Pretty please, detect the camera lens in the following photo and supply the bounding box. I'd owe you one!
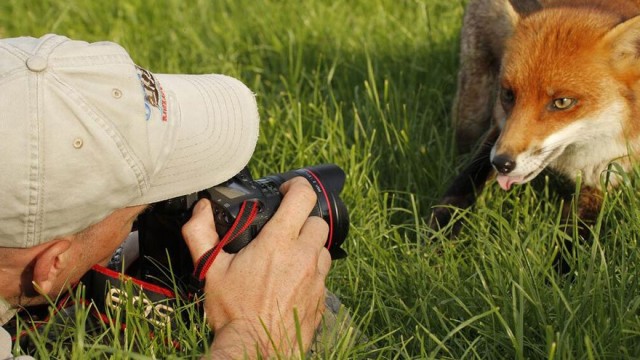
[261,164,349,259]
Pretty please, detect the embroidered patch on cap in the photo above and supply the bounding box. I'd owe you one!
[135,65,168,122]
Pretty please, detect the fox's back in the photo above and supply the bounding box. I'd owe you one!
[541,0,640,16]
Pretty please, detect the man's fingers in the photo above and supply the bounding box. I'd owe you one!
[298,217,331,277]
[317,247,332,277]
[182,199,221,264]
[298,216,329,251]
[259,177,318,241]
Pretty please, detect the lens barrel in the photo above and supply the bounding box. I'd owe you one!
[261,164,349,259]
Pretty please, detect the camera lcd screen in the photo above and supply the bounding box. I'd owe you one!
[214,183,249,199]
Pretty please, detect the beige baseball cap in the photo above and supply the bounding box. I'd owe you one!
[0,34,260,248]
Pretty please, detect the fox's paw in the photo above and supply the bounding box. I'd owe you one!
[428,195,472,236]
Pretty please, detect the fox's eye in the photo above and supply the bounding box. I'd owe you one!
[500,88,515,109]
[551,98,576,110]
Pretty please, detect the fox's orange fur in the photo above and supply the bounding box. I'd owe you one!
[433,0,640,265]
[495,5,640,189]
[453,0,640,151]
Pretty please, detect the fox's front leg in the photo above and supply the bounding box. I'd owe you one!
[555,185,604,273]
[430,126,499,232]
[562,185,604,238]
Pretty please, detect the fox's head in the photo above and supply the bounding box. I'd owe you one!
[492,6,640,190]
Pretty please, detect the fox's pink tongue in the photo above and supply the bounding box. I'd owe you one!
[496,175,525,191]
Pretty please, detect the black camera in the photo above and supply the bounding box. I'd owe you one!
[135,164,349,289]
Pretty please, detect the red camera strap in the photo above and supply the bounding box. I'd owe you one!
[191,200,260,289]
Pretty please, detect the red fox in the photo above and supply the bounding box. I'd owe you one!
[432,0,640,244]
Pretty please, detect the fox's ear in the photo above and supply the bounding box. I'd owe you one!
[503,0,542,29]
[603,16,640,67]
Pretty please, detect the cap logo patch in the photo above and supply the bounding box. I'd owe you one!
[135,65,168,122]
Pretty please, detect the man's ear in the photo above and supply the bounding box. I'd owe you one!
[602,15,640,71]
[31,239,72,296]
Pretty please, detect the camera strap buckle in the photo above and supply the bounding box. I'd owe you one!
[189,200,260,293]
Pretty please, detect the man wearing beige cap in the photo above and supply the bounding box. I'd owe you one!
[0,34,331,358]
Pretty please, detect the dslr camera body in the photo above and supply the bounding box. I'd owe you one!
[135,164,349,289]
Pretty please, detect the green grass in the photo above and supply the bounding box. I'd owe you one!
[3,0,640,358]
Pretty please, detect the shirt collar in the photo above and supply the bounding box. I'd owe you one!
[0,296,16,326]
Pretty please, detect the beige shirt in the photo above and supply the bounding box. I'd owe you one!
[0,297,15,327]
[1,325,35,359]
[0,297,33,359]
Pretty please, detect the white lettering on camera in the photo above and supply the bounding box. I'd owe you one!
[106,288,175,328]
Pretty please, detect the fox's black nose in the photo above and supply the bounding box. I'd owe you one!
[492,154,516,174]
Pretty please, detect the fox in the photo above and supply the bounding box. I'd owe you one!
[432,0,640,254]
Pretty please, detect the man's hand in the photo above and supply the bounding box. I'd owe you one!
[182,177,331,359]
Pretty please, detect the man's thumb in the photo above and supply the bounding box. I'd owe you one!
[181,198,220,265]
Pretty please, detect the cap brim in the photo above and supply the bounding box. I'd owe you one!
[133,74,259,205]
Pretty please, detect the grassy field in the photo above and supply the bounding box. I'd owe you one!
[3,0,640,359]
